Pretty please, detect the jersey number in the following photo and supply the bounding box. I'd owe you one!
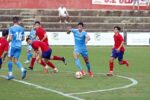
[16,32,22,40]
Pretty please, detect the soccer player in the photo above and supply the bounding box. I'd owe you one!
[107,26,129,76]
[66,22,93,77]
[28,21,66,71]
[7,17,27,80]
[0,30,9,69]
[26,38,60,73]
[24,28,36,64]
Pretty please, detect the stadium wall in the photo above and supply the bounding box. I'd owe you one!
[0,0,147,10]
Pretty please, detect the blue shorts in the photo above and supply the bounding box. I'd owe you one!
[111,49,124,61]
[0,58,2,65]
[42,49,52,59]
[10,47,21,59]
[74,49,88,58]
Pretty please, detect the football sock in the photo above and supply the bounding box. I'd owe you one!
[52,56,63,61]
[46,61,56,69]
[16,61,25,72]
[109,61,114,72]
[40,60,46,67]
[27,52,32,61]
[86,62,91,72]
[75,59,82,71]
[30,58,36,68]
[8,61,13,75]
[119,60,127,65]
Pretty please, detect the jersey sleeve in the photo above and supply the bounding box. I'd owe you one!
[119,34,124,42]
[71,28,77,34]
[8,27,13,35]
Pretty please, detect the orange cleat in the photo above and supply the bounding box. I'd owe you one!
[81,70,86,76]
[88,71,94,78]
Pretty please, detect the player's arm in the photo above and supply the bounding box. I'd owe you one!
[36,47,42,62]
[85,34,90,44]
[41,34,48,42]
[66,26,72,34]
[117,41,124,52]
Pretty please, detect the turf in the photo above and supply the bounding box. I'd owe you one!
[0,46,150,100]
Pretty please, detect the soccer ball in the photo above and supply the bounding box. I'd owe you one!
[75,71,83,79]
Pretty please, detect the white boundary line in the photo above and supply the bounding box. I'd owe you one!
[0,75,84,100]
[67,73,138,95]
[0,73,138,99]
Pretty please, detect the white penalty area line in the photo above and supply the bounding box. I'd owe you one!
[67,73,138,95]
[0,75,84,100]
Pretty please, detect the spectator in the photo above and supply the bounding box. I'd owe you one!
[133,0,140,10]
[58,5,70,23]
[145,0,150,9]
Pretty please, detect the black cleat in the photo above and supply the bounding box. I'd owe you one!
[27,67,33,70]
[62,57,67,65]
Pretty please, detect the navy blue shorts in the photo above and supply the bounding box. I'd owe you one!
[111,49,124,61]
[42,49,52,59]
[0,58,2,65]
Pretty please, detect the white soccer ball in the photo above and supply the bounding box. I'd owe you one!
[75,71,83,79]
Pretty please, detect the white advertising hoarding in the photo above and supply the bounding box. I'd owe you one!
[127,32,150,45]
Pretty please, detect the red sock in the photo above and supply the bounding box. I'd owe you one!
[40,60,46,67]
[30,58,36,68]
[109,62,114,72]
[119,60,127,65]
[52,56,63,61]
[47,61,56,69]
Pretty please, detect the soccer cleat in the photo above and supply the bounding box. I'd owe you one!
[7,75,14,80]
[107,71,113,76]
[22,70,27,79]
[126,60,129,67]
[88,71,94,78]
[81,70,86,76]
[53,68,58,73]
[44,68,48,73]
[24,60,29,64]
[62,57,67,65]
[27,66,33,70]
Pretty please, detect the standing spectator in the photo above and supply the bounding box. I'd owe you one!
[133,0,140,10]
[58,5,70,23]
[145,0,150,9]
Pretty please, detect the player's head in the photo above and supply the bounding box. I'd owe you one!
[26,37,32,45]
[12,17,20,24]
[114,26,121,33]
[34,21,41,29]
[2,30,8,38]
[77,22,84,32]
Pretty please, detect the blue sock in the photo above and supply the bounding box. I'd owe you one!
[8,61,13,73]
[27,52,32,61]
[74,59,82,71]
[86,62,91,72]
[16,61,24,72]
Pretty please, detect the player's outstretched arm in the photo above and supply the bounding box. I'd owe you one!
[66,26,72,34]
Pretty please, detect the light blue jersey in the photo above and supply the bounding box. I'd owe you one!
[71,28,87,52]
[29,29,36,40]
[9,25,24,59]
[9,25,24,48]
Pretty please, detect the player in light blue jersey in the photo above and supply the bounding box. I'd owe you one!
[7,17,27,80]
[67,22,93,77]
[24,28,36,64]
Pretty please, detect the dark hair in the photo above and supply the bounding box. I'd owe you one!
[13,17,20,23]
[34,21,41,25]
[114,26,121,31]
[26,37,31,42]
[78,22,84,27]
[2,30,8,37]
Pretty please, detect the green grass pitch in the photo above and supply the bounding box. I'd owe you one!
[0,46,150,100]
